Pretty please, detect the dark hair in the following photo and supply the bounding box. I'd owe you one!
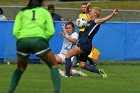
[65,22,75,30]
[48,4,55,10]
[21,0,44,11]
[0,8,3,14]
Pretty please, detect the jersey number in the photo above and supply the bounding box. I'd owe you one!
[32,10,36,21]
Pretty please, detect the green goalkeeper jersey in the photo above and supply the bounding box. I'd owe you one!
[13,7,55,41]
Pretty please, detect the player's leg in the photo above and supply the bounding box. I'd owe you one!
[8,38,30,93]
[40,51,60,93]
[55,54,65,76]
[55,54,63,64]
[87,57,97,67]
[8,54,29,93]
[65,46,84,77]
[70,56,87,76]
[79,54,107,78]
[30,37,60,93]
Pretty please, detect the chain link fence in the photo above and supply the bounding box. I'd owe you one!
[1,6,140,64]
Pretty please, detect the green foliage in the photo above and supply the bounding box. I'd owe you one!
[0,64,140,93]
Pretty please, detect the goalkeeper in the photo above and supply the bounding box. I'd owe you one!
[8,0,60,93]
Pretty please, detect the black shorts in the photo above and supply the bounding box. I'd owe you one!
[77,35,92,55]
[16,37,51,57]
[79,53,88,62]
[77,43,92,55]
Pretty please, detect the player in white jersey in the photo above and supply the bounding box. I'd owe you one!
[55,22,87,77]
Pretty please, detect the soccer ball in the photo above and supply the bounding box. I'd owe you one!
[76,18,87,28]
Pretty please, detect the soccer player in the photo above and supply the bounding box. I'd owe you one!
[55,22,87,76]
[78,2,90,37]
[8,0,60,93]
[78,2,97,66]
[65,7,118,77]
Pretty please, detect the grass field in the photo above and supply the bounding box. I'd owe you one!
[0,1,140,93]
[0,64,140,93]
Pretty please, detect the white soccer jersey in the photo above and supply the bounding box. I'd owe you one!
[60,32,78,55]
[0,15,7,21]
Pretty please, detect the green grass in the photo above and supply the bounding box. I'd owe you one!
[0,64,140,93]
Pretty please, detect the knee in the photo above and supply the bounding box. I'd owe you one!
[17,67,25,72]
[17,64,27,72]
[66,54,71,58]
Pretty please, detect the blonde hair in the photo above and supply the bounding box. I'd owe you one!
[91,7,101,17]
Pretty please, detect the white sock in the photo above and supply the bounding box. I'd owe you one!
[58,69,61,73]
[72,69,80,75]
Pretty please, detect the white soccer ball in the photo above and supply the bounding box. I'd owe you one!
[76,18,87,28]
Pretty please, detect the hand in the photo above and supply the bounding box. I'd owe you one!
[113,9,118,15]
[60,32,64,36]
[87,1,91,7]
[60,32,66,38]
[61,24,65,29]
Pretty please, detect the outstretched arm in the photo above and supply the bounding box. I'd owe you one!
[60,24,77,44]
[95,9,118,24]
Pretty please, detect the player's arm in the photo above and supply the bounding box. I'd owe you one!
[45,11,55,41]
[60,23,77,44]
[87,1,91,13]
[13,11,22,39]
[64,36,77,44]
[61,32,78,44]
[61,24,67,34]
[95,9,118,24]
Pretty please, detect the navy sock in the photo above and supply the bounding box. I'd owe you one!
[65,58,72,77]
[87,57,94,64]
[83,64,99,73]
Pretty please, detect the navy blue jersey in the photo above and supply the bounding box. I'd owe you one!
[77,20,100,55]
[51,13,62,21]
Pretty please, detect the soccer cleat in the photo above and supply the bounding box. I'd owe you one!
[65,75,71,78]
[78,71,87,76]
[99,69,108,78]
